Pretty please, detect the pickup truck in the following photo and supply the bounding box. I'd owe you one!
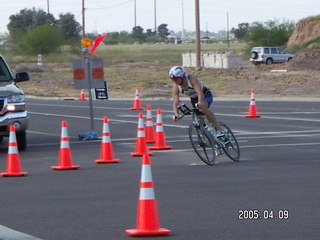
[0,55,29,150]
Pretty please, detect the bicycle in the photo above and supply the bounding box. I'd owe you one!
[176,103,240,165]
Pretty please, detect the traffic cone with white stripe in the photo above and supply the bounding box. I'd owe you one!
[131,113,153,157]
[0,125,27,177]
[244,89,261,118]
[51,121,80,170]
[149,108,173,150]
[95,117,119,163]
[145,105,155,143]
[131,87,144,110]
[125,154,171,236]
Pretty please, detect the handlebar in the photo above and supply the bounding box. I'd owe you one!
[175,103,202,121]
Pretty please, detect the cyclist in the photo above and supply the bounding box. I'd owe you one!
[169,66,225,137]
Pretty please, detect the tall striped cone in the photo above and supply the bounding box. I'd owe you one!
[131,87,144,110]
[125,154,171,236]
[51,121,80,170]
[131,113,153,157]
[145,105,155,143]
[79,89,86,100]
[149,108,173,150]
[0,125,27,177]
[244,89,261,118]
[95,117,119,163]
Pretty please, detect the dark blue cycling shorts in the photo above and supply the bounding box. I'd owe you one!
[191,90,213,108]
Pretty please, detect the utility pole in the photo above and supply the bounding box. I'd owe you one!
[46,0,51,24]
[195,0,201,69]
[227,12,230,47]
[134,0,137,28]
[181,0,185,40]
[47,0,50,15]
[154,0,157,33]
[82,0,85,37]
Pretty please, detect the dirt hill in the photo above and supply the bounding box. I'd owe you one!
[287,19,320,48]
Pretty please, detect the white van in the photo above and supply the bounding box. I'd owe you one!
[250,47,294,65]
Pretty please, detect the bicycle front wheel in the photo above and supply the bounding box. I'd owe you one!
[188,124,216,165]
[220,122,240,161]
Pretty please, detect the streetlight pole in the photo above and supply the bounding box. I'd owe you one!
[195,0,201,69]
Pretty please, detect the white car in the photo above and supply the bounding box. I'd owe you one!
[250,47,294,65]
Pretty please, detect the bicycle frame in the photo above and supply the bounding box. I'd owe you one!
[178,104,228,149]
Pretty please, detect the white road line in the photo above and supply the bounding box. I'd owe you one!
[242,142,320,148]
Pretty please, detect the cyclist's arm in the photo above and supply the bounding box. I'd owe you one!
[172,84,180,117]
[189,75,205,104]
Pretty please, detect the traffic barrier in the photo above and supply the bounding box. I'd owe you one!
[79,89,86,100]
[95,117,119,163]
[131,113,153,156]
[130,87,144,110]
[125,154,171,236]
[0,125,27,177]
[244,89,261,118]
[51,121,81,170]
[149,108,173,150]
[145,105,155,143]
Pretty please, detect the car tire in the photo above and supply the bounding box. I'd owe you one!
[17,131,27,151]
[250,51,258,59]
[266,58,273,65]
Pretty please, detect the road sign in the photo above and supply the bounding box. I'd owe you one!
[93,82,108,100]
[73,58,105,89]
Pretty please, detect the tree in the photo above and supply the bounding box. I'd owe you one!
[7,8,55,38]
[231,23,249,39]
[18,24,63,54]
[157,24,169,40]
[131,26,145,42]
[56,13,81,40]
[244,20,295,47]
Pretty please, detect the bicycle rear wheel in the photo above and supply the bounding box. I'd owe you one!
[188,123,216,165]
[220,122,240,161]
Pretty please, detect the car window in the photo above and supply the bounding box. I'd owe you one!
[271,48,278,54]
[252,47,262,53]
[0,58,13,81]
[264,48,270,54]
[278,48,284,54]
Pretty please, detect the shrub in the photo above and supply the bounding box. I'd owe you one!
[18,24,64,55]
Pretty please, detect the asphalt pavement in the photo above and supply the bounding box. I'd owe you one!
[0,97,319,240]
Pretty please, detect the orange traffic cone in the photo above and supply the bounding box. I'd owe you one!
[244,89,261,118]
[131,87,143,110]
[0,125,27,177]
[95,117,119,164]
[131,113,153,157]
[79,89,86,100]
[145,105,155,143]
[51,121,80,170]
[149,108,173,150]
[125,154,171,236]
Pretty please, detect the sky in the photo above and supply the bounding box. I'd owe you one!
[1,0,320,35]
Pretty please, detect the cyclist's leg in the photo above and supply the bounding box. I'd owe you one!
[197,92,223,132]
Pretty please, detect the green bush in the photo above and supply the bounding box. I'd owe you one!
[244,20,295,49]
[18,24,64,55]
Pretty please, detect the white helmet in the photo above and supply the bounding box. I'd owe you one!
[169,66,186,79]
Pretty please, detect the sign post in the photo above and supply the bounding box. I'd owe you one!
[74,35,108,140]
